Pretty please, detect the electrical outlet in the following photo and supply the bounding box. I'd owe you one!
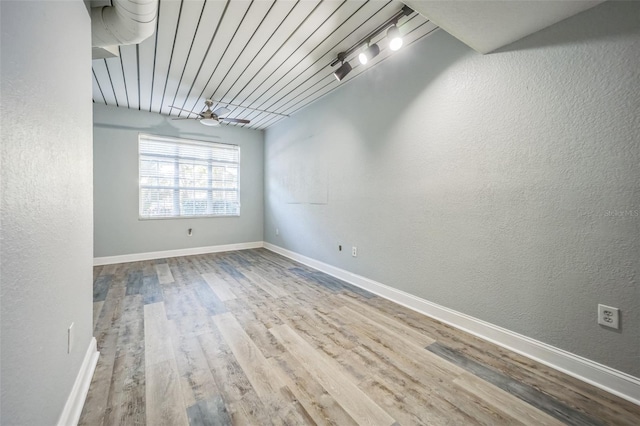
[352,246,357,257]
[187,228,193,236]
[338,244,342,251]
[275,228,279,236]
[598,304,620,329]
[68,322,74,354]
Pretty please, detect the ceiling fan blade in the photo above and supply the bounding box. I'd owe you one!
[171,117,196,120]
[221,117,251,124]
[168,105,200,115]
[213,107,230,118]
[210,99,290,117]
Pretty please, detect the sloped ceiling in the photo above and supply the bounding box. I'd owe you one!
[404,0,604,54]
[92,0,439,130]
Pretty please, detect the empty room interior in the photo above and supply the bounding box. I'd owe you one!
[2,0,640,425]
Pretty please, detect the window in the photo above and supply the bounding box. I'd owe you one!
[139,134,240,219]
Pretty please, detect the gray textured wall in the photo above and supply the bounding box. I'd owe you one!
[93,104,264,257]
[264,2,640,377]
[1,1,94,424]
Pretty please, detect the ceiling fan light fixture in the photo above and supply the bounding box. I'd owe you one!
[358,43,380,65]
[334,61,352,81]
[200,118,219,126]
[387,25,403,51]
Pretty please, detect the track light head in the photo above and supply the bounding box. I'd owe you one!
[333,61,352,81]
[387,25,403,51]
[358,43,380,65]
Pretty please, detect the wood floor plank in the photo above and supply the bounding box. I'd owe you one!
[171,314,218,338]
[226,252,254,269]
[193,279,227,315]
[428,342,604,426]
[250,248,299,269]
[144,301,188,426]
[186,397,232,426]
[362,294,532,370]
[100,263,118,276]
[274,303,357,359]
[142,274,163,304]
[197,328,267,425]
[146,359,189,426]
[224,272,269,302]
[162,282,211,320]
[340,303,436,350]
[213,312,311,424]
[333,306,466,379]
[337,293,436,347]
[337,347,483,425]
[93,274,111,302]
[92,301,104,332]
[142,260,157,277]
[93,277,126,342]
[228,296,284,330]
[218,260,246,281]
[126,269,144,295]
[356,374,446,426]
[268,351,359,426]
[232,254,327,301]
[144,302,174,366]
[329,308,519,424]
[79,277,127,425]
[185,255,208,275]
[213,312,285,398]
[104,294,146,425]
[360,293,599,407]
[454,372,565,426]
[226,299,286,359]
[202,272,237,301]
[168,318,222,408]
[93,265,103,281]
[155,263,175,284]
[269,323,397,426]
[289,266,376,299]
[241,270,289,299]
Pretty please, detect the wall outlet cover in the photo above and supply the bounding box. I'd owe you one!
[598,304,620,329]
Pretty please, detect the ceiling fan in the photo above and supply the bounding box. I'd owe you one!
[169,99,250,126]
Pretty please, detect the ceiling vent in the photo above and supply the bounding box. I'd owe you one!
[91,0,157,59]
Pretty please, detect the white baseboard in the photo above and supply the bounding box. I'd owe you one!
[57,337,100,426]
[264,242,640,406]
[94,241,264,266]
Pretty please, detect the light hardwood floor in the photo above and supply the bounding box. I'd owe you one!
[80,249,640,425]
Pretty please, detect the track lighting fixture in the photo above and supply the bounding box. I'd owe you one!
[387,25,403,51]
[358,43,380,65]
[333,61,352,81]
[330,5,413,82]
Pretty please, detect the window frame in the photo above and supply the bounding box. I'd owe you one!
[138,133,241,220]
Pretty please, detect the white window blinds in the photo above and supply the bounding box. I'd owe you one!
[139,134,240,219]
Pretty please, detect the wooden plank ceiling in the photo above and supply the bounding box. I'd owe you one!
[92,0,439,130]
